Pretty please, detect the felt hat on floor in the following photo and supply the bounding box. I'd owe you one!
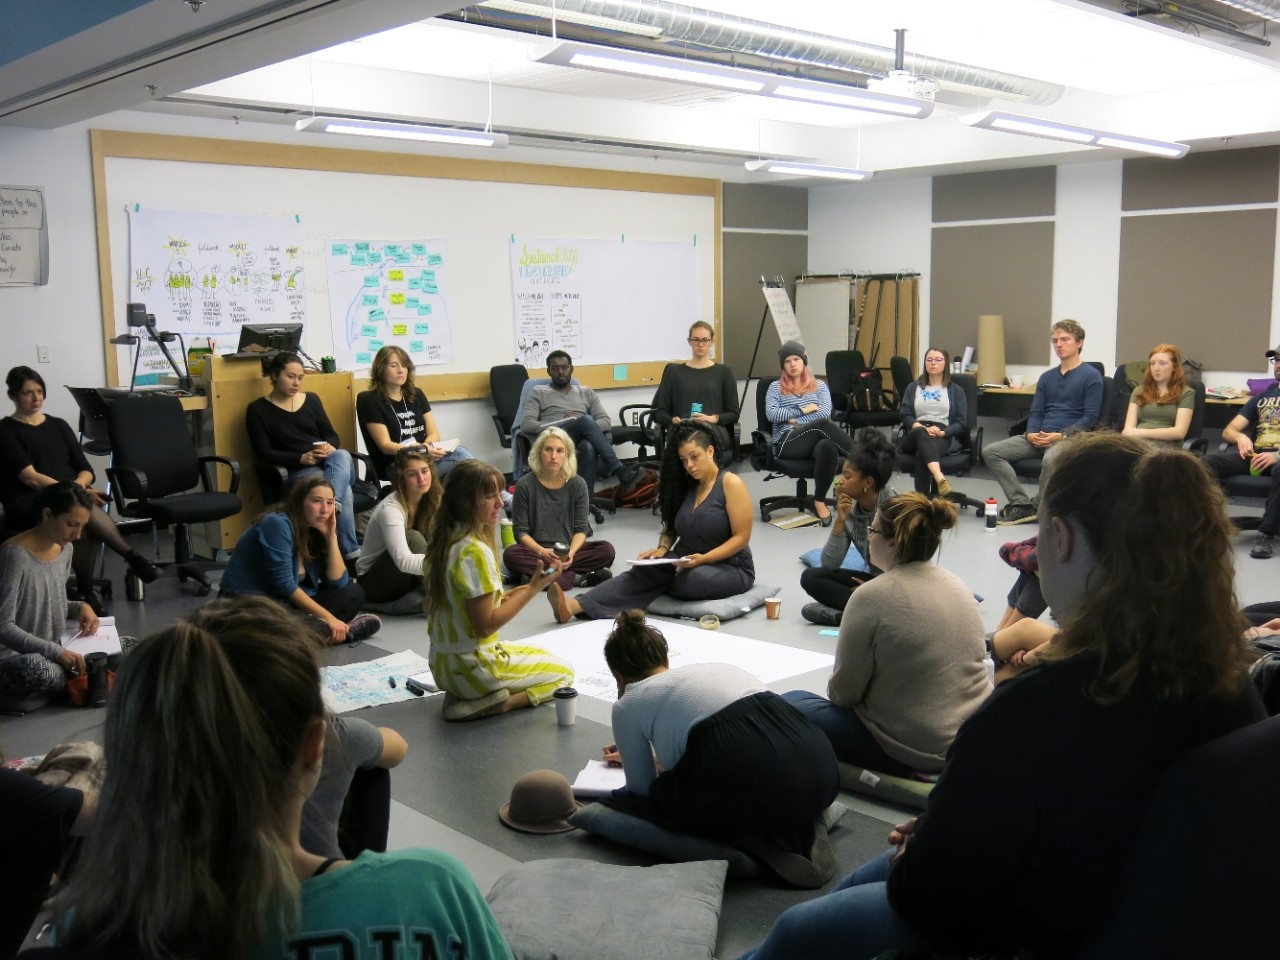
[499,769,582,834]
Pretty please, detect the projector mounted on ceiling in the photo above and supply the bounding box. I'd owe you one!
[867,70,938,102]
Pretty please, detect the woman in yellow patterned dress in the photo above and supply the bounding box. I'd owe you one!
[424,459,574,722]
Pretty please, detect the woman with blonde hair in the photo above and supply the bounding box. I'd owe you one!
[764,341,855,524]
[740,433,1263,960]
[784,492,989,775]
[424,459,574,722]
[43,596,512,959]
[355,445,441,614]
[1122,342,1194,446]
[505,426,615,591]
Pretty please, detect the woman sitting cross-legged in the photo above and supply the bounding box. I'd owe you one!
[0,482,99,703]
[738,433,1263,960]
[34,596,513,960]
[784,492,990,776]
[505,426,615,592]
[897,346,967,495]
[355,445,439,615]
[220,476,382,646]
[424,459,574,723]
[602,609,839,888]
[547,421,753,622]
[989,535,1057,682]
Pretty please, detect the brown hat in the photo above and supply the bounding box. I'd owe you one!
[498,769,582,834]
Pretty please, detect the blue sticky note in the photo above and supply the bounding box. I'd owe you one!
[330,243,349,256]
[394,252,410,264]
[407,278,422,290]
[361,294,378,307]
[405,297,420,309]
[369,308,386,321]
[360,324,377,337]
[369,339,385,351]
[420,270,436,282]
[427,253,443,266]
[349,253,368,266]
[423,282,438,295]
[414,322,429,334]
[368,252,382,264]
[354,241,370,253]
[613,364,627,381]
[363,276,379,288]
[411,243,427,256]
[356,352,372,365]
[417,304,432,316]
[409,340,425,352]
[818,628,840,637]
[384,243,401,254]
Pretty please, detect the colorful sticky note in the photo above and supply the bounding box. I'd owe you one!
[392,323,408,336]
[613,364,628,381]
[369,309,386,321]
[360,324,378,337]
[420,270,436,282]
[407,278,422,290]
[363,276,379,288]
[409,340,425,352]
[349,253,368,266]
[330,243,349,256]
[389,292,405,305]
[414,322,429,335]
[368,252,382,264]
[417,304,432,316]
[354,242,371,253]
[394,252,410,264]
[423,282,439,295]
[388,269,405,281]
[361,294,378,307]
[411,243,427,256]
[405,297,419,310]
[427,253,443,266]
[369,339,385,351]
[384,244,401,254]
[356,352,372,365]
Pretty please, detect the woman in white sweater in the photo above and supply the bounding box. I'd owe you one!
[784,492,990,775]
[355,447,439,613]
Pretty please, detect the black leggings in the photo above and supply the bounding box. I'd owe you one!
[899,426,950,494]
[774,419,855,502]
[799,565,879,611]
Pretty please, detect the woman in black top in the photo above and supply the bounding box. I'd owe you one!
[245,353,359,558]
[0,367,158,608]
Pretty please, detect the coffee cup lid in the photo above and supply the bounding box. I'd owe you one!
[553,686,578,698]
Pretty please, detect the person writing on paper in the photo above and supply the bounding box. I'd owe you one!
[1121,343,1195,448]
[0,366,160,612]
[355,446,440,614]
[356,345,474,481]
[505,426,615,591]
[220,476,383,646]
[0,482,96,702]
[765,341,856,525]
[424,459,574,722]
[651,321,740,466]
[44,597,513,960]
[601,610,838,887]
[245,352,361,560]
[783,492,990,775]
[898,347,967,495]
[546,422,753,622]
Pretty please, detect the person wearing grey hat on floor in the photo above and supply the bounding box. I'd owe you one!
[1205,343,1280,559]
[764,341,856,525]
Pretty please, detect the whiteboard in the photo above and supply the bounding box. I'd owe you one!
[99,142,716,385]
[796,277,853,377]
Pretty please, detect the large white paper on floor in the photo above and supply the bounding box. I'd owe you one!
[533,619,833,704]
[322,650,441,714]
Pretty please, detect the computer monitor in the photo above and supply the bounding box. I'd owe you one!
[236,323,303,355]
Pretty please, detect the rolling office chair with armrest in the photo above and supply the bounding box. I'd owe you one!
[254,451,381,514]
[106,396,242,597]
[750,376,823,523]
[489,363,530,461]
[511,376,612,524]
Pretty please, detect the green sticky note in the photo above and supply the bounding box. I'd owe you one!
[388,269,404,281]
[818,628,840,637]
[423,282,438,295]
[394,252,410,264]
[392,323,408,336]
[330,243,349,256]
[349,253,368,266]
[411,243,427,256]
[427,253,443,266]
[361,294,378,307]
[613,364,628,381]
[363,276,379,288]
[369,308,386,321]
[360,324,377,337]
[354,241,370,253]
[414,322,429,335]
[369,339,385,351]
[356,352,372,365]
[409,340,425,352]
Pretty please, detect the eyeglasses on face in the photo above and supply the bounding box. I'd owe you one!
[688,337,713,345]
[924,356,946,364]
[868,525,893,538]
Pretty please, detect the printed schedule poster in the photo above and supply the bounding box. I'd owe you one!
[324,239,454,371]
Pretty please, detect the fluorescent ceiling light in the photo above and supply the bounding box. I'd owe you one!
[530,41,933,119]
[960,111,1188,158]
[295,116,509,148]
[745,159,873,181]
[481,0,664,37]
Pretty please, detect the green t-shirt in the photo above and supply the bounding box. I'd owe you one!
[1130,384,1194,444]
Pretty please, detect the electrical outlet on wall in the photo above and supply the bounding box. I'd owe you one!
[36,344,50,364]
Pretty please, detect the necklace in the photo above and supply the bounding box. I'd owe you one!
[387,392,413,440]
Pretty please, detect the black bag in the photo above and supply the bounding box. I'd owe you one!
[849,368,885,413]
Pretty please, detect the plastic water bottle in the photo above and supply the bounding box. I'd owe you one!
[984,497,998,531]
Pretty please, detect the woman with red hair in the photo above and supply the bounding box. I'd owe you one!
[1122,343,1194,446]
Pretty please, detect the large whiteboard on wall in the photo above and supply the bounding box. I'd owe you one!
[98,142,715,385]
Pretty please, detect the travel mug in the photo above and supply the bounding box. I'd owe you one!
[553,686,579,726]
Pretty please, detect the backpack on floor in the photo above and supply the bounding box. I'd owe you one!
[598,468,660,508]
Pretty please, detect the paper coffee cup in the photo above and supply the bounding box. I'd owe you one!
[765,597,781,620]
[553,686,578,726]
[1008,375,1024,390]
[499,519,516,548]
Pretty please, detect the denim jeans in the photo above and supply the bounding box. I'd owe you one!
[288,447,358,556]
[433,443,474,479]
[780,691,915,776]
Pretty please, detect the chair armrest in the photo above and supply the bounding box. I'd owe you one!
[1184,437,1208,455]
[106,465,151,506]
[352,451,378,482]
[974,426,985,463]
[1008,417,1028,437]
[254,462,289,504]
[197,455,241,494]
[492,413,513,448]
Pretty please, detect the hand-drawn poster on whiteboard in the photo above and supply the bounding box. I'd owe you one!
[324,240,453,370]
[126,208,305,380]
[509,237,697,367]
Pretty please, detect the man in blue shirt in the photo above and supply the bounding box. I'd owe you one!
[1206,345,1280,559]
[984,320,1103,525]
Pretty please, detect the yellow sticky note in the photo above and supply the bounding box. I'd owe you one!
[389,292,405,305]
[388,269,405,281]
[392,323,408,336]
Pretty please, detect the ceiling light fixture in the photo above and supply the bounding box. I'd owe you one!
[744,159,874,182]
[530,40,933,119]
[960,110,1188,158]
[294,116,509,148]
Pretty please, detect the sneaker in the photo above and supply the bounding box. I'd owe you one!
[344,614,382,644]
[442,688,510,722]
[997,502,1038,526]
[936,477,953,497]
[1251,533,1276,559]
[801,602,842,627]
[583,567,613,587]
[126,551,160,584]
[616,465,643,493]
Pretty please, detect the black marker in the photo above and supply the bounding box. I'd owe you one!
[387,676,397,689]
[405,679,426,696]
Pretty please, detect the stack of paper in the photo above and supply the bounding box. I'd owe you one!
[571,759,627,798]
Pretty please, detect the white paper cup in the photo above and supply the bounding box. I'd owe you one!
[553,686,578,726]
[1009,375,1025,390]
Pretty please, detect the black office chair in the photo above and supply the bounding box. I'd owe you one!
[840,353,905,435]
[106,396,242,597]
[254,451,381,513]
[750,376,822,522]
[489,363,529,457]
[825,350,861,421]
[895,374,986,519]
[614,403,664,470]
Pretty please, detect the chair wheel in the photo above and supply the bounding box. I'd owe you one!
[975,506,985,518]
[194,584,211,597]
